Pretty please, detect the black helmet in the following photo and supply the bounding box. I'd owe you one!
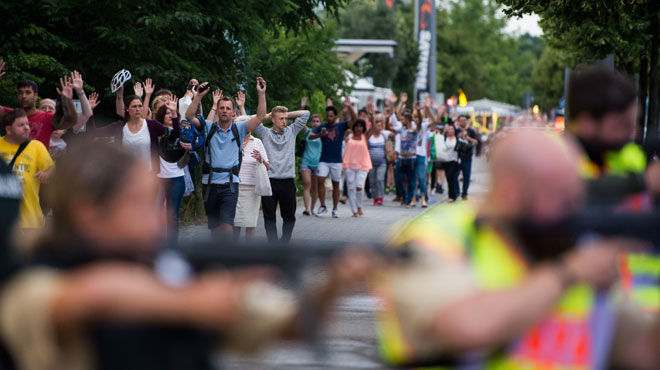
[158,129,186,163]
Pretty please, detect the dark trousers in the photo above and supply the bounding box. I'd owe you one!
[162,176,185,244]
[445,161,460,200]
[394,160,403,198]
[460,158,472,197]
[262,178,297,243]
[399,157,416,203]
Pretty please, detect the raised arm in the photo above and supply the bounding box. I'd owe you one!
[235,91,247,117]
[245,77,267,133]
[207,89,222,123]
[70,71,92,133]
[344,97,357,128]
[424,96,436,126]
[289,110,310,134]
[185,82,211,130]
[142,78,154,119]
[53,76,78,130]
[115,86,125,118]
[396,92,408,120]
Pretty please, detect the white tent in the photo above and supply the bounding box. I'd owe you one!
[457,98,521,116]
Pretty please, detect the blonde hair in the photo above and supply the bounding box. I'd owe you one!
[271,106,288,116]
[152,96,168,116]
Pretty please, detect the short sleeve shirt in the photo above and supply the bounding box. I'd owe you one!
[0,138,54,228]
[2,107,55,149]
[313,120,349,163]
[203,120,248,184]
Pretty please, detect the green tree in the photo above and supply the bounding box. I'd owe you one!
[436,0,538,106]
[336,0,419,96]
[530,47,564,110]
[0,0,350,118]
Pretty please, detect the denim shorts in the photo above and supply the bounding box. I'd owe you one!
[300,162,318,174]
[203,183,239,229]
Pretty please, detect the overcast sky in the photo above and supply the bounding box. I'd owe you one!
[504,12,543,36]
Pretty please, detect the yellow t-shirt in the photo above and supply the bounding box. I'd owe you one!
[0,138,54,228]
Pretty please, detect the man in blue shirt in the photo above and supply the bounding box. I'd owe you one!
[309,102,356,218]
[185,78,267,236]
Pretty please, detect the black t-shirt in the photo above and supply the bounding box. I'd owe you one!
[456,127,477,159]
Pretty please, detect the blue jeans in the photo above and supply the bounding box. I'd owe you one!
[162,176,185,243]
[399,157,416,203]
[460,158,472,198]
[415,155,427,201]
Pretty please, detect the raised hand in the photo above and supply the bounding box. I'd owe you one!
[197,82,211,97]
[133,82,143,98]
[424,95,432,109]
[301,96,308,108]
[413,101,421,111]
[143,78,154,95]
[390,92,398,104]
[235,90,245,108]
[326,98,333,107]
[70,70,84,93]
[167,96,178,116]
[400,92,408,104]
[57,76,73,100]
[0,59,6,79]
[212,89,223,106]
[256,77,266,94]
[88,92,100,109]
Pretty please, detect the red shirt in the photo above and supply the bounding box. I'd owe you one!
[2,107,55,149]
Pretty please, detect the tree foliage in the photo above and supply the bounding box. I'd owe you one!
[530,47,564,110]
[436,0,540,106]
[0,0,350,118]
[336,0,419,96]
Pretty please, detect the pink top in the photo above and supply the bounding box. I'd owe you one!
[343,134,372,171]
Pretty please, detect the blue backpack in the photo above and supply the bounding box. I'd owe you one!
[179,119,205,151]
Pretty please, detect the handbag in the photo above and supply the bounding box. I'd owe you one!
[254,162,272,196]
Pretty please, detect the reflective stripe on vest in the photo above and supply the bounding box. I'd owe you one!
[579,142,646,179]
[376,204,608,369]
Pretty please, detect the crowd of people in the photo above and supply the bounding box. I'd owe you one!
[0,58,486,246]
[1,57,659,370]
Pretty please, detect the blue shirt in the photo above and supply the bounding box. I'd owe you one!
[313,120,348,163]
[302,130,322,168]
[202,120,248,184]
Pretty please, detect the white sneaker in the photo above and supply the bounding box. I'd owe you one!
[332,209,340,218]
[316,206,328,217]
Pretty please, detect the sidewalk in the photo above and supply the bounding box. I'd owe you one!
[180,156,489,244]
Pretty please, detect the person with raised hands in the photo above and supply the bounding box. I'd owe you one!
[0,68,77,150]
[185,78,267,236]
[92,77,180,173]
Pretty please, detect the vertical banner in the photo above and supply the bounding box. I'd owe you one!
[414,0,436,102]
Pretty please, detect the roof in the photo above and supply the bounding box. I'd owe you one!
[333,39,398,63]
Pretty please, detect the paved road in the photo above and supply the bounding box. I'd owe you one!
[180,157,490,369]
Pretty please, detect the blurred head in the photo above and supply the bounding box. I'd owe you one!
[352,119,367,135]
[151,96,168,116]
[16,80,38,111]
[124,95,143,121]
[2,109,30,143]
[444,124,456,138]
[358,108,369,122]
[488,131,583,226]
[216,97,235,125]
[154,89,172,101]
[48,143,162,256]
[310,114,322,129]
[39,99,56,113]
[271,106,289,131]
[567,67,637,152]
[325,106,338,124]
[457,115,468,128]
[373,114,384,132]
[402,112,413,126]
[155,104,172,127]
[51,129,66,140]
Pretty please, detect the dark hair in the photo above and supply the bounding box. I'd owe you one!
[217,96,237,112]
[123,95,143,122]
[2,109,27,131]
[325,106,338,115]
[154,89,173,99]
[567,67,637,122]
[16,80,38,94]
[358,108,368,116]
[154,104,169,126]
[48,142,139,238]
[459,114,469,120]
[353,119,367,133]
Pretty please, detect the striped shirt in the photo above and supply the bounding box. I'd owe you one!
[368,130,391,167]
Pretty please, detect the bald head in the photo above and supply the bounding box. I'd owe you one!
[488,130,584,224]
[39,99,56,113]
